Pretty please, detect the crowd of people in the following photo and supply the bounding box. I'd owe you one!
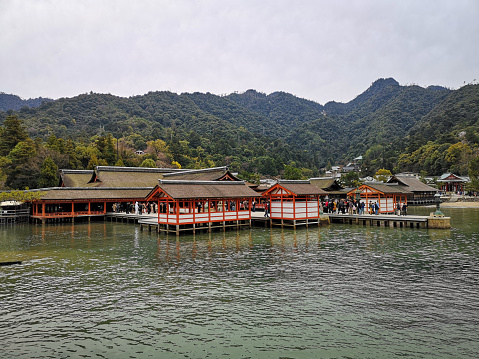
[112,201,157,215]
[111,198,409,217]
[321,198,407,215]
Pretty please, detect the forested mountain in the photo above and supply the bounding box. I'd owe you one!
[0,93,52,112]
[397,84,479,176]
[0,78,478,190]
[226,79,452,162]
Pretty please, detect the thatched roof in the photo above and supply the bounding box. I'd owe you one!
[388,176,437,192]
[361,183,412,194]
[84,166,240,188]
[59,170,95,187]
[309,178,344,192]
[264,180,328,196]
[89,166,185,187]
[33,187,152,201]
[161,167,240,181]
[148,180,261,200]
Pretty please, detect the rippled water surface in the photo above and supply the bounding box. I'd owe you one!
[1,207,479,358]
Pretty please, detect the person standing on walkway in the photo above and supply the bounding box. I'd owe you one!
[402,203,407,216]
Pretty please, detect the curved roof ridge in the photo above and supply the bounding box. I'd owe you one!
[162,166,228,177]
[159,179,244,185]
[95,166,186,173]
[31,186,154,191]
[60,169,94,174]
[278,180,310,184]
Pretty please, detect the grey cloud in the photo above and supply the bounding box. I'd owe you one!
[1,0,478,103]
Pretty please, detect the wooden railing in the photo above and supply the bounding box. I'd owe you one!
[0,209,30,216]
[33,211,105,218]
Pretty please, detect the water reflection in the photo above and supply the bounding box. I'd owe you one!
[1,209,479,358]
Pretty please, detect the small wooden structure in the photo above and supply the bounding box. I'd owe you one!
[347,183,411,214]
[437,173,467,193]
[144,180,261,234]
[0,201,30,224]
[262,180,328,228]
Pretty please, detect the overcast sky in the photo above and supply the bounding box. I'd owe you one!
[1,0,478,104]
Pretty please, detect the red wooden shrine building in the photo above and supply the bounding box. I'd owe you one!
[30,187,151,222]
[262,180,327,226]
[145,180,261,233]
[437,173,467,193]
[346,183,411,214]
[30,166,248,223]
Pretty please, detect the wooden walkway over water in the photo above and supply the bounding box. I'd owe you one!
[328,213,450,229]
[103,210,450,235]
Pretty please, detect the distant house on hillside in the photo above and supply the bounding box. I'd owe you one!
[342,156,363,173]
[395,172,420,179]
[324,166,341,178]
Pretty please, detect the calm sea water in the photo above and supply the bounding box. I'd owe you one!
[1,207,478,358]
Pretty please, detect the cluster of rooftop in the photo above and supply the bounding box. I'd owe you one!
[21,166,440,232]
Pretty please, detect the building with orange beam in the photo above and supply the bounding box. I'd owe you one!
[261,180,328,228]
[145,180,261,234]
[346,183,411,214]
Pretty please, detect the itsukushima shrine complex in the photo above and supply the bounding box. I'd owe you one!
[8,166,450,234]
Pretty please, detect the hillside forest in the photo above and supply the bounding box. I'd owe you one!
[1,78,478,190]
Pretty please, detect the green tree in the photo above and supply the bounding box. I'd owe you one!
[341,171,361,187]
[0,115,29,156]
[87,154,100,170]
[147,139,169,157]
[140,158,156,168]
[468,155,479,191]
[103,133,117,165]
[64,138,81,169]
[284,164,302,180]
[374,168,392,182]
[0,189,47,202]
[445,142,473,175]
[4,139,38,189]
[96,134,116,165]
[38,157,59,188]
[7,139,37,165]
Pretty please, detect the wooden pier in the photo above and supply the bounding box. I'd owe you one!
[328,213,450,229]
[251,212,330,229]
[104,211,450,234]
[106,212,252,235]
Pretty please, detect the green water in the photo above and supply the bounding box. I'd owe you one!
[1,207,478,358]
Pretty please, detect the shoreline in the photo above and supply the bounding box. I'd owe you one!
[425,201,479,208]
